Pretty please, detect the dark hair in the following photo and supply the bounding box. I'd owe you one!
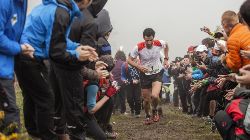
[114,50,126,61]
[184,55,190,59]
[143,28,155,38]
[240,0,250,27]
[202,38,215,48]
[99,55,115,72]
[214,32,224,39]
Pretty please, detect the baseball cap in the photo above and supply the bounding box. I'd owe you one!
[187,46,195,53]
[196,45,208,52]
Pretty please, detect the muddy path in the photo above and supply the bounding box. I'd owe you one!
[111,104,221,140]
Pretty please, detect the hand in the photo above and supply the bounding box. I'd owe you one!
[236,68,250,84]
[178,74,185,78]
[132,79,139,84]
[21,44,34,58]
[240,50,250,59]
[197,61,207,69]
[122,80,129,84]
[241,64,250,71]
[85,46,98,61]
[218,73,236,81]
[164,59,169,68]
[76,45,98,62]
[200,26,212,35]
[96,67,109,79]
[220,54,226,65]
[105,86,117,98]
[224,90,235,101]
[217,78,226,88]
[217,41,227,53]
[112,81,120,90]
[137,65,150,73]
[185,73,192,80]
[95,61,108,70]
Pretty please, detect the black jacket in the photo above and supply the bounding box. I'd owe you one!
[69,0,108,49]
[49,0,88,70]
[95,9,113,55]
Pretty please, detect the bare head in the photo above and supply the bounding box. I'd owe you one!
[221,10,239,36]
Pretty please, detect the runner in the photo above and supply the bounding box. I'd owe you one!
[128,28,169,125]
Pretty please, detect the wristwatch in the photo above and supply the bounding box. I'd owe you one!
[164,57,169,60]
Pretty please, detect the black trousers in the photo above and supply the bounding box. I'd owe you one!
[0,79,20,134]
[178,88,188,113]
[95,98,114,132]
[85,114,106,140]
[50,62,86,140]
[15,59,56,140]
[192,88,201,114]
[126,84,141,115]
[197,86,209,117]
[113,84,126,113]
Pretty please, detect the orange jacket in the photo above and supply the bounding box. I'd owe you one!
[226,23,250,72]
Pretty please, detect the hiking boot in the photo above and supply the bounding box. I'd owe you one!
[152,114,160,122]
[152,109,160,122]
[144,115,153,125]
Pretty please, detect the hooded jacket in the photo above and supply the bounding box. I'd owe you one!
[21,0,83,69]
[226,23,250,72]
[70,0,108,49]
[96,9,113,56]
[0,0,27,79]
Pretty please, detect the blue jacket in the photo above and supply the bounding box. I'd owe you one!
[0,0,27,79]
[192,68,203,80]
[121,62,140,84]
[21,0,81,60]
[162,69,171,84]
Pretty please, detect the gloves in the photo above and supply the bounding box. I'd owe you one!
[105,86,117,98]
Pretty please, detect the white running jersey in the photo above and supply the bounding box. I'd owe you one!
[130,40,166,75]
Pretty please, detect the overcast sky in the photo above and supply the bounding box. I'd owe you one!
[29,0,245,60]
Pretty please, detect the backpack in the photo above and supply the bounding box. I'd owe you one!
[214,87,250,140]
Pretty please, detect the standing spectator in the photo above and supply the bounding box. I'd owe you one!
[169,58,182,107]
[112,50,127,114]
[121,59,141,117]
[48,0,98,139]
[0,0,34,133]
[221,10,250,72]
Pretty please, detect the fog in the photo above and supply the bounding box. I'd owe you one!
[28,0,245,60]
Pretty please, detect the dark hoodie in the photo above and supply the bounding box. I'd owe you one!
[70,0,108,49]
[95,9,113,55]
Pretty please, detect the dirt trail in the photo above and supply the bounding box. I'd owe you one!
[111,104,221,140]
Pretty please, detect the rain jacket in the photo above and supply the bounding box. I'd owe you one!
[0,0,27,79]
[192,67,203,80]
[21,0,83,69]
[226,23,250,72]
